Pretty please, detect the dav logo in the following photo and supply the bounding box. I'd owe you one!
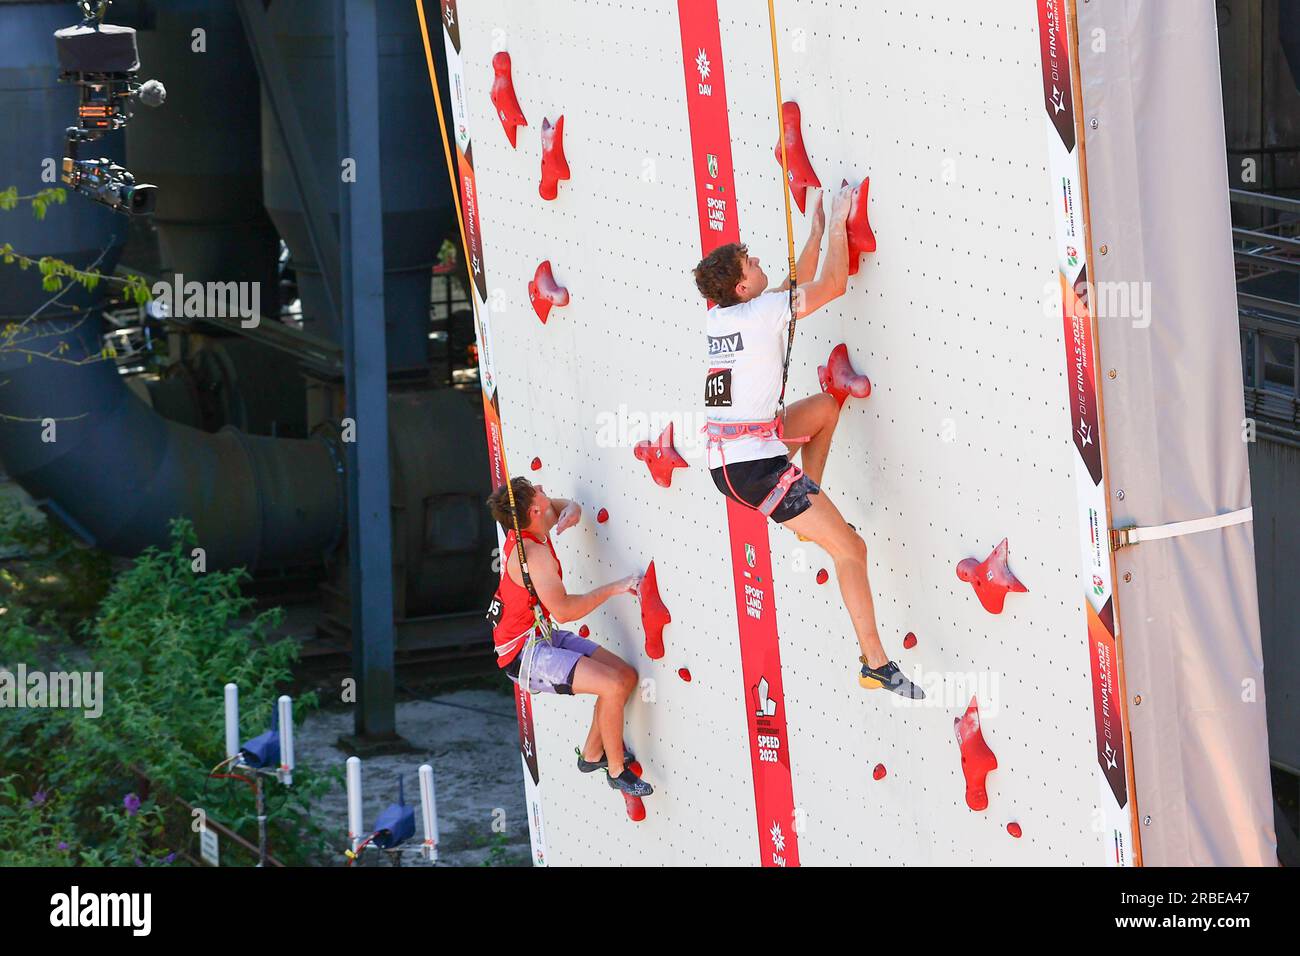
[709,332,744,354]
[744,543,756,568]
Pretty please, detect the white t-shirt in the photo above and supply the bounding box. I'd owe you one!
[704,290,793,468]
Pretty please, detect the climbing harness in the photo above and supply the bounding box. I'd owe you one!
[704,1,806,518]
[705,418,808,517]
[417,0,551,691]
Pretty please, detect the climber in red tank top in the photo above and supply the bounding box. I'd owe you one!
[491,526,563,667]
[486,477,653,797]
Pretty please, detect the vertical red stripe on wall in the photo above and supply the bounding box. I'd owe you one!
[677,0,800,867]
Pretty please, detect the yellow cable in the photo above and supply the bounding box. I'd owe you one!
[768,0,797,287]
[414,0,547,639]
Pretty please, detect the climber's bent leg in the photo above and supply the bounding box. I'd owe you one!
[783,491,888,667]
[570,652,638,778]
[577,647,637,770]
[780,392,840,486]
[710,455,821,523]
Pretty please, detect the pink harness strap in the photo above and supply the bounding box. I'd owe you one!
[703,416,808,516]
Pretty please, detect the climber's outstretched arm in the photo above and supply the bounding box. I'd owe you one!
[792,184,852,320]
[775,189,825,293]
[524,542,638,623]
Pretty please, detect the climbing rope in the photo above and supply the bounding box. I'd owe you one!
[768,0,800,426]
[414,0,552,683]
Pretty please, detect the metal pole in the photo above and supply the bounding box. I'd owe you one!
[255,775,267,868]
[336,0,398,740]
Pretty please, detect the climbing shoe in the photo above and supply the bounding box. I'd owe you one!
[858,658,925,699]
[606,767,654,797]
[576,746,635,774]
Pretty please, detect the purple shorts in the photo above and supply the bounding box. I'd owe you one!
[505,628,599,695]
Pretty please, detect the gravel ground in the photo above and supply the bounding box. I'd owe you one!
[296,686,531,867]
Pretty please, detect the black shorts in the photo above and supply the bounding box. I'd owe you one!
[710,455,820,523]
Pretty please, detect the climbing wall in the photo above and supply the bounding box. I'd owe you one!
[440,0,1147,866]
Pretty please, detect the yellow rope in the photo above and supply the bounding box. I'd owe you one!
[768,0,797,288]
[414,0,548,644]
[767,0,799,419]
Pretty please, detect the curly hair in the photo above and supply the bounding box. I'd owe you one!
[485,477,539,532]
[692,242,748,307]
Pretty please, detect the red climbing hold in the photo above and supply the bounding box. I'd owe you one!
[677,667,692,682]
[956,538,1028,615]
[817,343,872,408]
[872,763,887,781]
[578,624,590,638]
[633,422,688,488]
[773,102,820,214]
[596,508,609,524]
[637,560,671,661]
[954,695,998,812]
[840,176,877,275]
[623,760,647,822]
[815,568,829,585]
[530,457,542,471]
[903,632,917,650]
[1007,822,1023,839]
[528,260,569,323]
[539,115,570,201]
[489,52,528,147]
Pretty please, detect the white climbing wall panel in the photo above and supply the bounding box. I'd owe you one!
[449,0,1130,865]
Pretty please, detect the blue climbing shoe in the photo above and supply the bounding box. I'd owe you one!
[858,658,925,699]
[607,767,654,797]
[576,746,635,774]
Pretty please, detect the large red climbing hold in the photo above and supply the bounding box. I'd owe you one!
[539,115,570,201]
[817,343,872,407]
[816,568,829,585]
[956,538,1028,615]
[637,560,671,660]
[633,422,688,488]
[903,632,918,650]
[528,260,569,324]
[954,695,998,812]
[489,52,528,147]
[623,760,647,822]
[872,763,887,781]
[596,508,609,524]
[1006,822,1023,839]
[841,176,877,275]
[773,101,820,214]
[677,667,692,682]
[578,624,590,638]
[530,457,542,471]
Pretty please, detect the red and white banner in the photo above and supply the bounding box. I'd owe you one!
[1035,0,1135,866]
[677,0,800,867]
[438,0,548,866]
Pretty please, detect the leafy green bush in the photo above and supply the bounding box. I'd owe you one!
[0,495,112,632]
[0,518,334,866]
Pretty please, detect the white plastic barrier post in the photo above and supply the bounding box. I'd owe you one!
[346,756,363,854]
[277,695,294,786]
[224,683,239,761]
[419,763,439,863]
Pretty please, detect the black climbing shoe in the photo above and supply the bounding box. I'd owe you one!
[576,746,635,774]
[858,659,925,699]
[606,767,654,797]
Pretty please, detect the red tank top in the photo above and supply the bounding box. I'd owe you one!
[488,530,562,667]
